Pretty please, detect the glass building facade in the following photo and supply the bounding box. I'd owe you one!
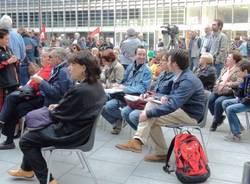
[0,0,250,48]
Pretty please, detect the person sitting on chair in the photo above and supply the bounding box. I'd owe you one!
[7,50,106,184]
[115,49,205,162]
[222,61,250,142]
[0,48,73,149]
[102,45,152,135]
[121,51,175,130]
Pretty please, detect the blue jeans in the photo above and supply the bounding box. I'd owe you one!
[19,64,30,86]
[190,57,199,72]
[101,98,126,127]
[222,98,250,134]
[121,106,141,130]
[208,93,233,123]
[214,63,224,78]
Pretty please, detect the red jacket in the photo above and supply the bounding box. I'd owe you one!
[28,64,52,93]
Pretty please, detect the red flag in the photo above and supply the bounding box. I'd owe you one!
[40,24,46,41]
[89,27,100,38]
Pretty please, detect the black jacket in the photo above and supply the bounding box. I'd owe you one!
[196,65,216,91]
[0,46,19,88]
[37,81,106,146]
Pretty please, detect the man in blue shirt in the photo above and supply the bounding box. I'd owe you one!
[102,46,152,134]
[116,49,205,162]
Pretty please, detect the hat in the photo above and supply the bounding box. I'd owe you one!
[127,28,138,37]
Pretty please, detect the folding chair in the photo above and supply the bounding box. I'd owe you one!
[43,109,103,184]
[244,111,250,131]
[165,90,210,158]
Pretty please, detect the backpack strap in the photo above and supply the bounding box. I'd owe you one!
[163,136,175,174]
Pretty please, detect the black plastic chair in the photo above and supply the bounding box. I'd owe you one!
[43,109,103,184]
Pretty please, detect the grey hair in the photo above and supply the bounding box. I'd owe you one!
[53,47,67,61]
[0,15,12,29]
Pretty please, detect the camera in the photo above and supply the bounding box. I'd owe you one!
[161,24,179,38]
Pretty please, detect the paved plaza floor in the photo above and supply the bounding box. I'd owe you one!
[0,112,249,184]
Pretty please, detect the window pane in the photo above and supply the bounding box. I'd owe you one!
[217,6,232,23]
[234,5,248,23]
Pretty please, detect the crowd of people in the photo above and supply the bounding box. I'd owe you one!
[0,14,250,184]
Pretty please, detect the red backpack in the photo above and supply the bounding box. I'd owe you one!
[163,133,210,183]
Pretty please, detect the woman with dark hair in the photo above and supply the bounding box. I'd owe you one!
[100,49,124,88]
[8,50,106,184]
[0,28,19,109]
[209,51,243,131]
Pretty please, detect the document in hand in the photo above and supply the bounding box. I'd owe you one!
[104,88,123,94]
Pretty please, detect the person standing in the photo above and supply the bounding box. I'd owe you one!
[0,28,19,110]
[209,19,229,77]
[119,28,141,69]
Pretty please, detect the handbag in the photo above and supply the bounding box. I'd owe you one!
[25,106,54,131]
[109,91,125,102]
[19,85,36,100]
[213,85,234,96]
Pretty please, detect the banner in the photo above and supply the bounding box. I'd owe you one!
[39,24,46,41]
[89,27,101,38]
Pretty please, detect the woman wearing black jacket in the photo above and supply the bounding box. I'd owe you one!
[7,50,106,184]
[0,28,19,109]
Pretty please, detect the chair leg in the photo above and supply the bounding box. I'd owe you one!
[245,112,250,131]
[79,152,98,184]
[197,128,208,161]
[20,118,25,137]
[46,150,53,184]
[173,128,178,135]
[76,151,85,169]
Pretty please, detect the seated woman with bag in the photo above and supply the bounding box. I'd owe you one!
[121,52,175,130]
[7,50,106,184]
[209,51,243,131]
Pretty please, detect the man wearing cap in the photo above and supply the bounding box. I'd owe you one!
[119,28,141,69]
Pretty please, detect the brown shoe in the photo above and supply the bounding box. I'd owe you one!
[115,139,142,153]
[8,169,34,178]
[144,154,167,162]
[50,179,59,184]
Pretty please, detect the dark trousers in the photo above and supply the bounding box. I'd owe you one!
[208,93,233,123]
[20,130,54,184]
[0,91,44,142]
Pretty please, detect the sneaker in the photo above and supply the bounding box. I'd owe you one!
[111,120,122,135]
[111,127,121,135]
[224,134,241,142]
[0,141,15,150]
[210,122,218,132]
[8,169,34,178]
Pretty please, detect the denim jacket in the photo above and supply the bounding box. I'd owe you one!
[146,69,205,122]
[122,62,152,94]
[39,61,74,106]
[152,71,175,97]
